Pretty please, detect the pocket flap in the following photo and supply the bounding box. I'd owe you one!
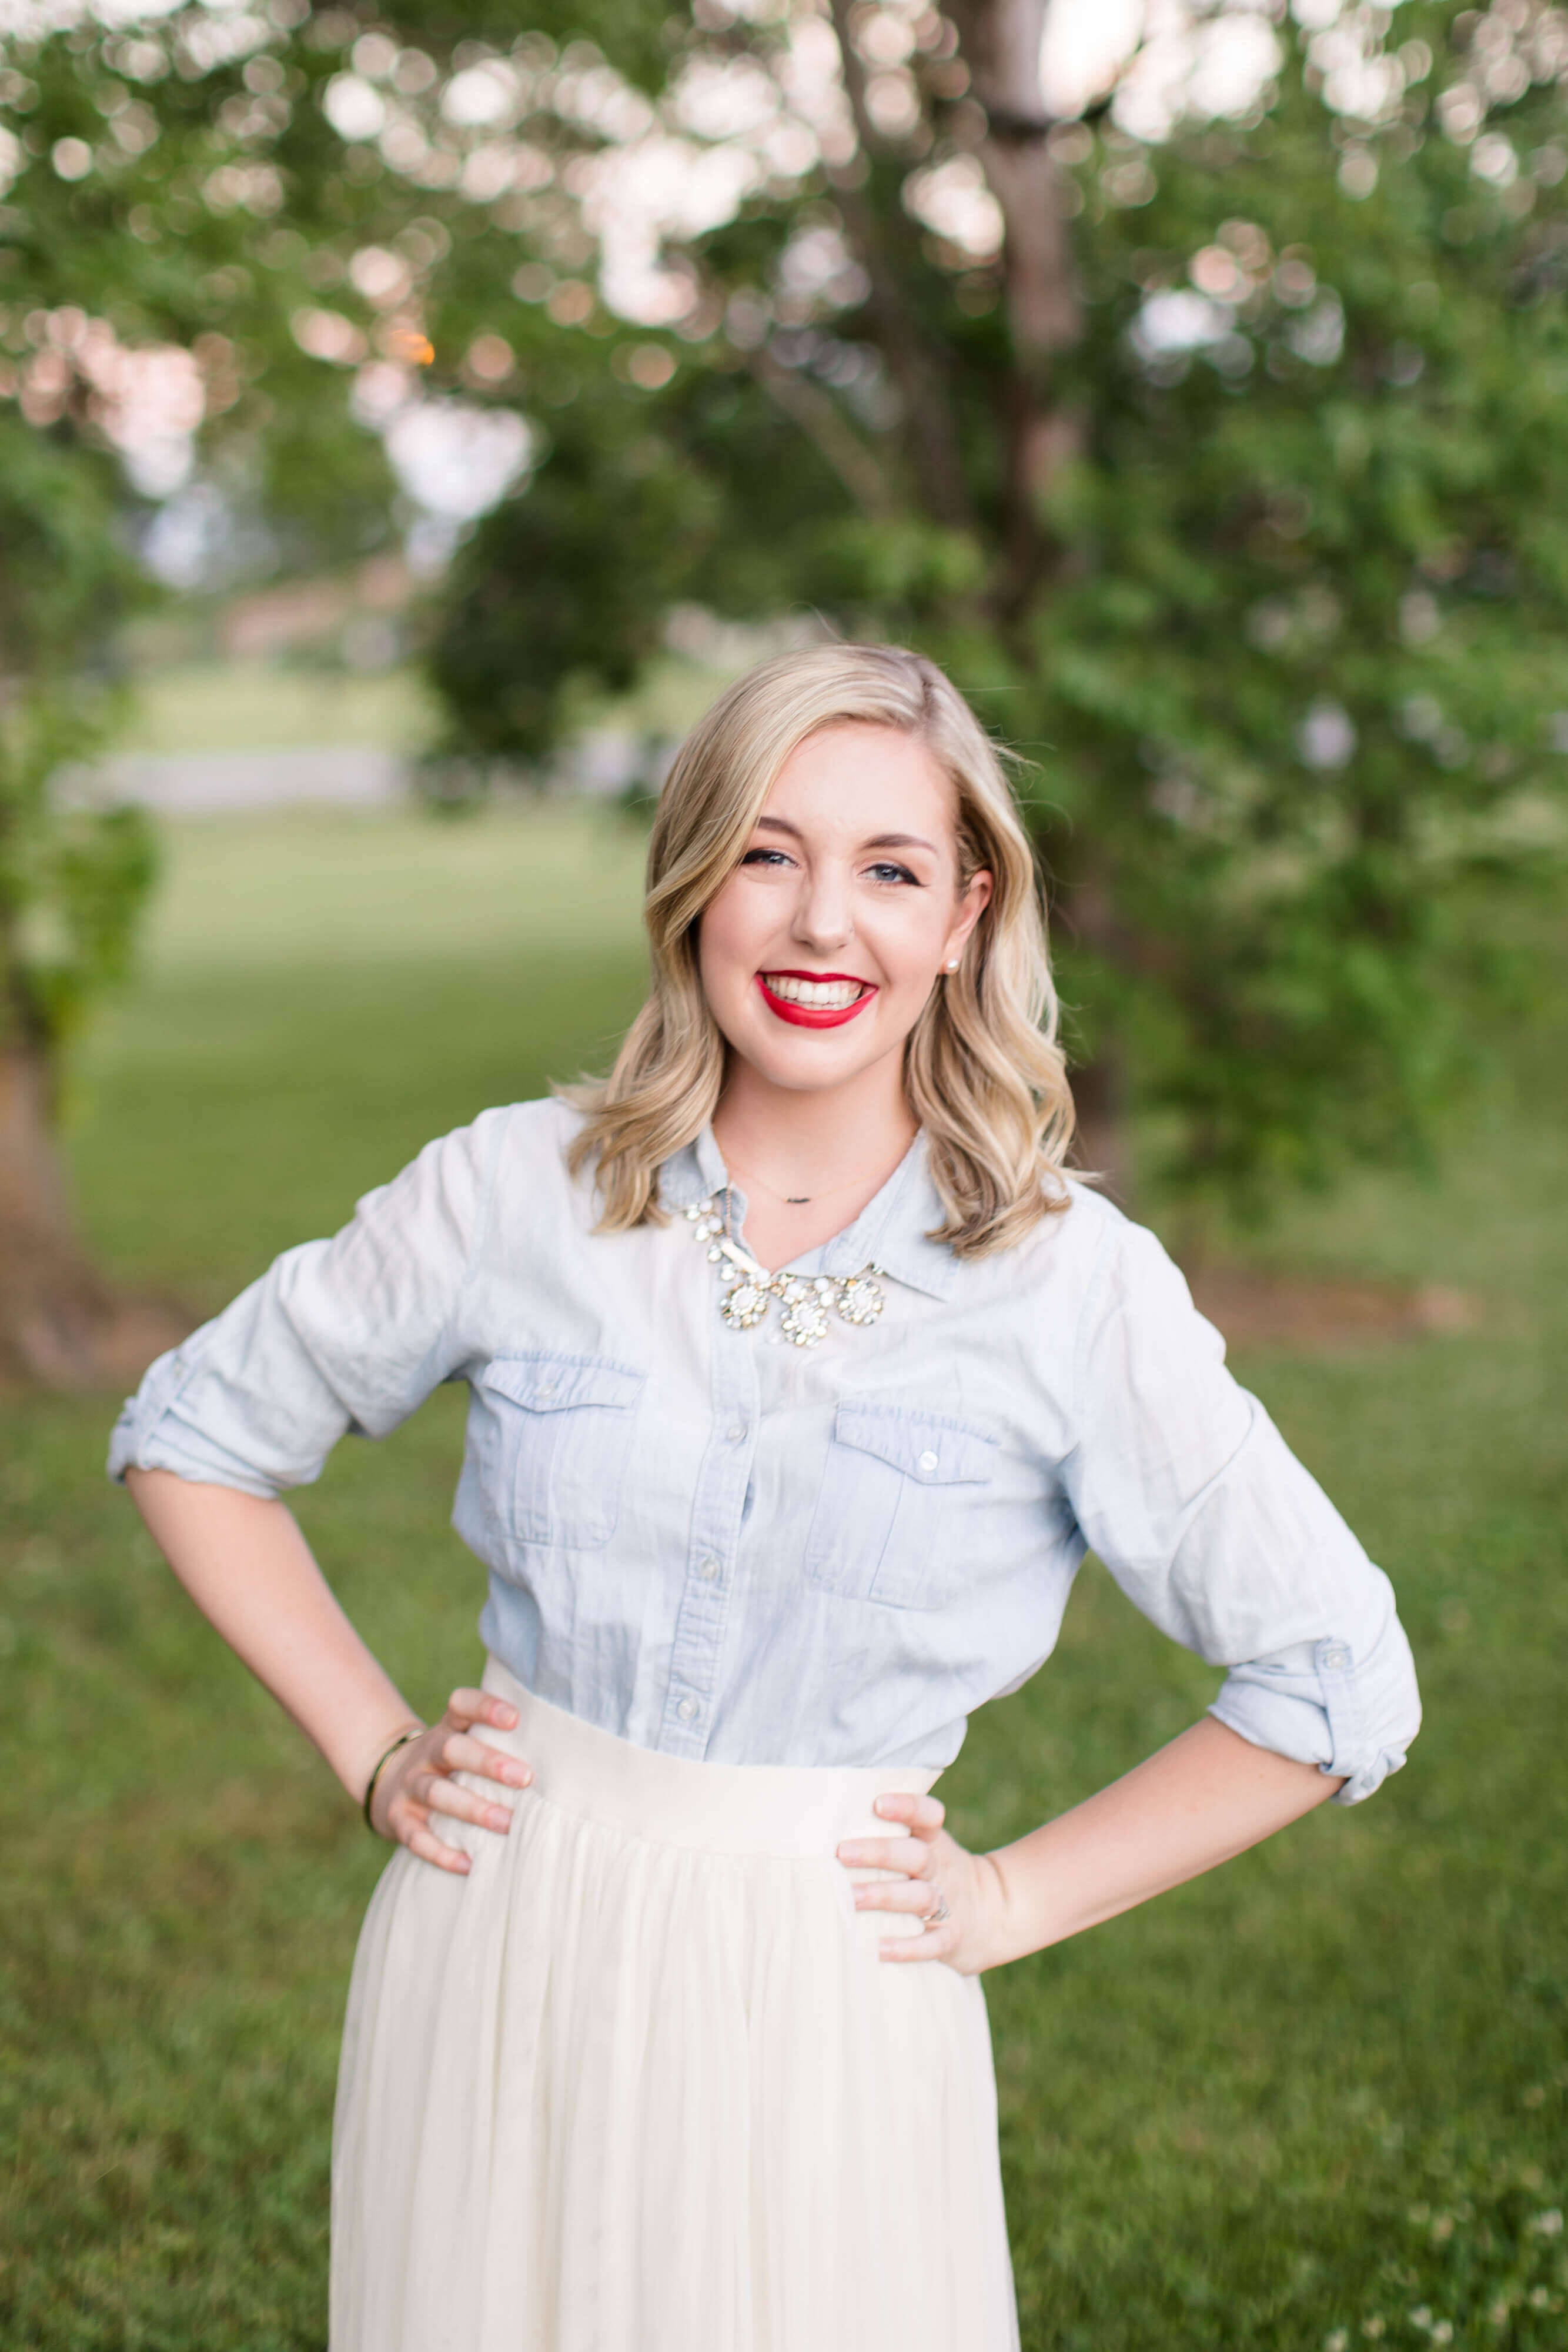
[480,1354,646,1415]
[831,1403,996,1485]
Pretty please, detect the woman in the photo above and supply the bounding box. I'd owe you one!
[112,643,1420,2352]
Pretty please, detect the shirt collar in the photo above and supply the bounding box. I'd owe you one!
[656,1125,961,1302]
[657,1127,730,1215]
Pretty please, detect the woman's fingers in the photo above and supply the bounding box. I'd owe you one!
[834,1834,933,1877]
[872,1792,944,1835]
[442,1686,519,1732]
[419,1771,514,1833]
[880,1916,960,1963]
[378,1701,533,1867]
[400,1818,473,1875]
[440,1729,533,1790]
[852,1876,947,1916]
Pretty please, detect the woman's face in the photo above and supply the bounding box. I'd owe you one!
[697,723,992,1098]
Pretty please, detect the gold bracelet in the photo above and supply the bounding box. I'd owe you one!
[362,1724,424,1834]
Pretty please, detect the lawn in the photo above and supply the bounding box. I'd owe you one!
[111,649,738,763]
[115,664,442,758]
[2,805,1564,2350]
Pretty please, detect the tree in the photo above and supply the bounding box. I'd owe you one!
[0,8,407,1379]
[0,417,163,1381]
[404,0,1567,1204]
[4,0,1566,1238]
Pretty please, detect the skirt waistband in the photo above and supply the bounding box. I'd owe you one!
[476,1658,940,1858]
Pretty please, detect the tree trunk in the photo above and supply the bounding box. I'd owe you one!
[952,0,1085,617]
[1040,848,1142,1207]
[1064,1044,1132,1208]
[0,1043,188,1389]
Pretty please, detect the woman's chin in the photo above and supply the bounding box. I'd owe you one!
[730,1025,887,1095]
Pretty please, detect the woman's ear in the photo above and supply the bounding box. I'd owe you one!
[943,868,993,968]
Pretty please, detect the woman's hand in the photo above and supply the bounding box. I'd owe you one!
[836,1792,1010,1974]
[369,1687,533,1874]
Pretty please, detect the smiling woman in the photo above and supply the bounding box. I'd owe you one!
[569,646,1075,1268]
[111,641,1419,2352]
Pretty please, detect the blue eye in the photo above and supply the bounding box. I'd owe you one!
[741,848,793,869]
[866,862,918,886]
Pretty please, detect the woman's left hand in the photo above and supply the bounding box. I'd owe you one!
[837,1792,1009,1974]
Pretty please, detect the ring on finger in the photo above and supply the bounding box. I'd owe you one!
[922,1888,951,1928]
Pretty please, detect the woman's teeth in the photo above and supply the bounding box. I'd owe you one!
[763,975,866,1009]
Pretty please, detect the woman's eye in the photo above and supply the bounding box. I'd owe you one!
[865,861,918,886]
[741,848,793,870]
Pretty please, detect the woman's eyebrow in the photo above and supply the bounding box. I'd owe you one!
[751,816,938,855]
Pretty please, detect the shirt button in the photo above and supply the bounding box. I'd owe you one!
[698,1556,721,1581]
[727,1424,747,1444]
[918,1449,939,1473]
[1322,1645,1350,1672]
[676,1696,697,1722]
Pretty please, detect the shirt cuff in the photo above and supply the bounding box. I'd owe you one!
[106,1345,289,1503]
[1208,1618,1421,1805]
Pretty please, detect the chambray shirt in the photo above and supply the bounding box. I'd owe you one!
[109,1098,1420,1797]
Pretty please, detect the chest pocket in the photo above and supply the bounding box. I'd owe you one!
[479,1354,646,1549]
[803,1403,997,1611]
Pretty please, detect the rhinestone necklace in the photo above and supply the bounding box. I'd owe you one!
[683,1196,885,1348]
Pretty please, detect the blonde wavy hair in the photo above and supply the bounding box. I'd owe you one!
[564,642,1075,1258]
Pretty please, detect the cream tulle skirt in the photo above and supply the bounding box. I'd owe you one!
[331,1659,1019,2352]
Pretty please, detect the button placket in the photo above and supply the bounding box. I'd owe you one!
[658,1311,760,1755]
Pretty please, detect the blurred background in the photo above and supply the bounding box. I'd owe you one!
[1,0,1566,2343]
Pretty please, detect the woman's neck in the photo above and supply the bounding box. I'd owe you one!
[710,1060,917,1272]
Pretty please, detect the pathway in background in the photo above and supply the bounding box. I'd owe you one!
[98,746,409,813]
[89,657,714,810]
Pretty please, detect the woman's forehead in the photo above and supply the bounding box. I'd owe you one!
[760,724,955,828]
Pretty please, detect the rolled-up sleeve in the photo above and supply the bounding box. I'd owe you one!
[108,1110,506,1500]
[1061,1215,1421,1803]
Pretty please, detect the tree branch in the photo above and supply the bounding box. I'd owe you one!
[823,0,977,533]
[747,350,898,519]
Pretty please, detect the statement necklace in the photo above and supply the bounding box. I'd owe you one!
[683,1196,885,1348]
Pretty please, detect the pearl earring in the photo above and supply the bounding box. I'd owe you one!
[944,958,959,973]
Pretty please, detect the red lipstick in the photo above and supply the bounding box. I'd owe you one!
[755,971,875,1029]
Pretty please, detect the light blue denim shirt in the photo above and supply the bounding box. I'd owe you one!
[109,1098,1419,1796]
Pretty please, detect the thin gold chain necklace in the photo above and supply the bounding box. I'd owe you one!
[721,1150,907,1210]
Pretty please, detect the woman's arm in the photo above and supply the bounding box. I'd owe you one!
[126,1467,530,1870]
[838,1716,1342,1971]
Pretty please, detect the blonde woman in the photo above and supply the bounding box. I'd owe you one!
[112,644,1419,2352]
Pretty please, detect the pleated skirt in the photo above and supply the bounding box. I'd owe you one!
[331,1659,1019,2352]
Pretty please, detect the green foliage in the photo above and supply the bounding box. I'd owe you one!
[0,415,156,1057]
[4,0,1567,1201]
[0,696,158,1054]
[988,38,1568,1197]
[417,0,1568,1203]
[430,387,721,762]
[0,14,399,570]
[429,365,873,762]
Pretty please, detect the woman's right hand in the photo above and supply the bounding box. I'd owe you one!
[369,1687,533,1872]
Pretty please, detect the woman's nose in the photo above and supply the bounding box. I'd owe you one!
[791,870,854,952]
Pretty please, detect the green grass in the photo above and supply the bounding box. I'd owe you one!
[111,649,737,761]
[115,664,440,757]
[4,806,1566,2349]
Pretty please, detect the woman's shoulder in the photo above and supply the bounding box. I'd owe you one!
[990,1175,1192,1329]
[431,1093,584,1168]
[1004,1173,1136,1281]
[373,1096,584,1227]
